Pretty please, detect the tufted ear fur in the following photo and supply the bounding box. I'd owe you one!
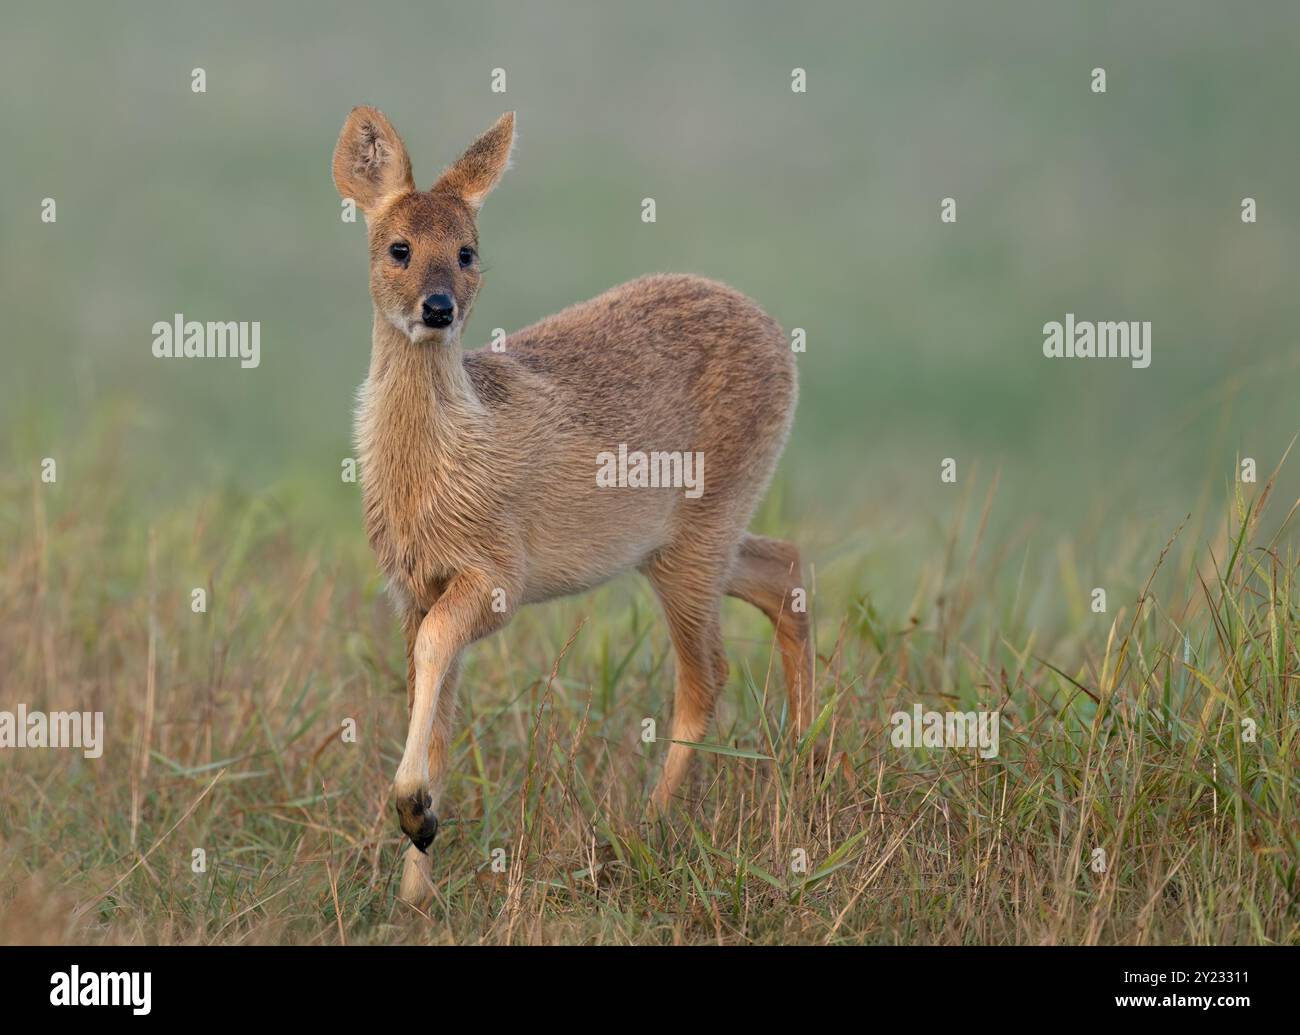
[332,106,414,215]
[431,112,515,211]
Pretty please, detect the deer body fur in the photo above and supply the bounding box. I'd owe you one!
[333,107,813,908]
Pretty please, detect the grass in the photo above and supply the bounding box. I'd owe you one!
[2,0,1298,949]
[0,422,1296,946]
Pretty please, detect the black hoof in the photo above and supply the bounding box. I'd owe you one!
[396,792,439,853]
[409,816,438,853]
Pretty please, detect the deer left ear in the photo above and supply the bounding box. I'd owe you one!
[332,106,414,215]
[432,112,515,211]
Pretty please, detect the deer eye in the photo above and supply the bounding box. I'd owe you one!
[389,241,410,266]
[458,246,475,268]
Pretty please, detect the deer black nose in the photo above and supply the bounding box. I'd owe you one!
[421,294,456,328]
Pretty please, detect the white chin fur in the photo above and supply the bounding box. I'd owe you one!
[390,312,457,345]
[410,324,456,345]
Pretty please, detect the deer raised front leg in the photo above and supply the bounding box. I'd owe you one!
[396,653,460,908]
[393,573,511,907]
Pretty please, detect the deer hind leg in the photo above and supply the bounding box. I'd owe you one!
[725,533,814,736]
[398,654,461,908]
[644,548,729,813]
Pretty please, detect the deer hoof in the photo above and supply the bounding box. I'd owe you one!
[396,792,439,853]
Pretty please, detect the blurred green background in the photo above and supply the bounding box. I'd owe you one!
[3,0,1299,594]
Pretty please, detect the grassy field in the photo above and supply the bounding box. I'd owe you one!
[1,428,1296,945]
[1,1,1299,945]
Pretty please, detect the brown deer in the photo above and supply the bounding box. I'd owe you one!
[331,107,814,907]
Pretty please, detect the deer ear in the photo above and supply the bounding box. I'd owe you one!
[332,106,414,215]
[432,112,515,211]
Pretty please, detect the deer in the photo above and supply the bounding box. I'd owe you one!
[331,107,815,908]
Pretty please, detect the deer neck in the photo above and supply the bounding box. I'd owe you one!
[357,313,494,547]
[362,312,485,453]
[357,314,497,593]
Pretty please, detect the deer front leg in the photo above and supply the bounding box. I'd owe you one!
[398,654,461,908]
[393,571,511,858]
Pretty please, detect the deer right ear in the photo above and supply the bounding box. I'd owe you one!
[432,112,515,212]
[332,106,414,215]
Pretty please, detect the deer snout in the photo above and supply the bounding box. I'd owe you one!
[421,293,456,329]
